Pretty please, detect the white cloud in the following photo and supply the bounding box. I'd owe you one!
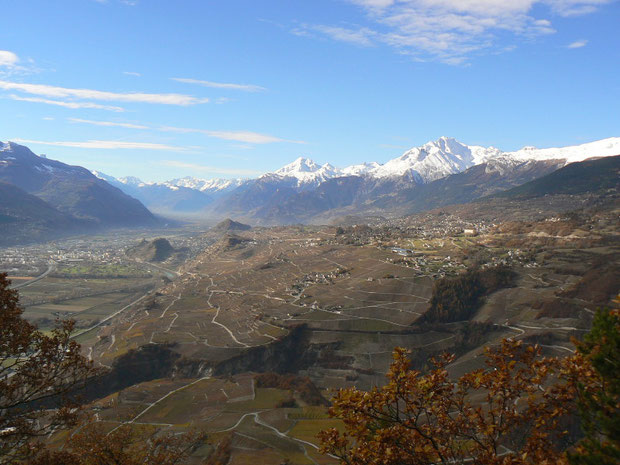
[300,0,612,63]
[0,50,19,68]
[68,118,148,129]
[545,0,611,16]
[12,138,187,151]
[123,71,141,77]
[159,126,306,144]
[0,50,38,76]
[160,160,263,176]
[171,77,266,92]
[25,112,304,145]
[8,95,125,112]
[567,39,588,48]
[310,25,376,46]
[205,130,304,144]
[0,80,209,105]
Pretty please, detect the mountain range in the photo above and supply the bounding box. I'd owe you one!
[0,141,157,245]
[96,136,620,224]
[1,136,617,245]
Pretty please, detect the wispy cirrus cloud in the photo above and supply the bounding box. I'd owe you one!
[160,160,263,176]
[8,95,125,112]
[294,25,376,46]
[171,77,266,92]
[297,0,612,64]
[53,117,306,145]
[160,126,306,144]
[567,39,588,48]
[12,138,188,151]
[0,80,209,105]
[68,117,148,129]
[123,71,141,77]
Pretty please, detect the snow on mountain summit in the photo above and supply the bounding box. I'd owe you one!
[371,137,503,182]
[275,157,321,175]
[118,176,144,186]
[507,137,620,164]
[341,161,382,176]
[89,136,620,201]
[167,176,245,193]
[262,137,619,187]
[271,157,342,186]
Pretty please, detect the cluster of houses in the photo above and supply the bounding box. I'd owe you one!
[288,267,351,297]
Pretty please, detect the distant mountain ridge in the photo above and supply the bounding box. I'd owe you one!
[93,136,620,223]
[0,141,156,226]
[204,137,620,223]
[0,141,157,245]
[91,171,246,214]
[254,136,620,185]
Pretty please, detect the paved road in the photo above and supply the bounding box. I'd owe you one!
[11,261,56,289]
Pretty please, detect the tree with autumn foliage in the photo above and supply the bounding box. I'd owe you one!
[30,423,206,465]
[0,273,97,463]
[319,338,591,465]
[569,307,620,465]
[0,273,207,464]
[320,305,620,465]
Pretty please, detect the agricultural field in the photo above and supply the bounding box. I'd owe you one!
[78,373,340,464]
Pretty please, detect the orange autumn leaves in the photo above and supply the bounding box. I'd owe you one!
[319,337,601,465]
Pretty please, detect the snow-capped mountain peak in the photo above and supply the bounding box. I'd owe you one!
[271,157,342,186]
[90,170,119,184]
[261,136,619,187]
[370,137,502,182]
[118,176,144,186]
[507,137,620,163]
[166,176,245,193]
[275,157,321,175]
[341,161,381,177]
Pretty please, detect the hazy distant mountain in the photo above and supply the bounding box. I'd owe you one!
[212,218,252,233]
[0,141,156,230]
[91,172,247,214]
[167,176,246,195]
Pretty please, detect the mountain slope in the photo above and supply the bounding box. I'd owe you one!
[0,142,156,227]
[126,238,175,262]
[0,182,88,245]
[493,155,620,199]
[381,158,566,214]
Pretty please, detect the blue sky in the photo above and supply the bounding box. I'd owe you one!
[1,0,618,181]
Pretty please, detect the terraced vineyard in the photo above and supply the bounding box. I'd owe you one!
[37,207,617,464]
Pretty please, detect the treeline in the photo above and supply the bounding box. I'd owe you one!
[423,265,516,323]
[255,372,329,406]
